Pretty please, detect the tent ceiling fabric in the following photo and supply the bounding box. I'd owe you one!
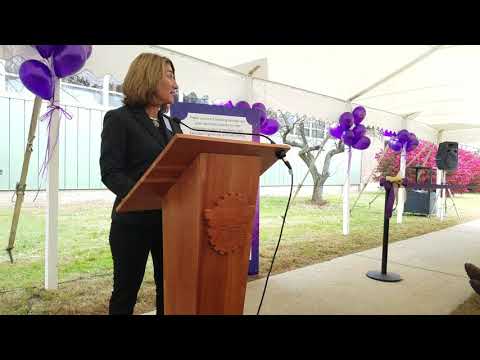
[161,45,480,146]
[0,45,155,82]
[2,45,479,146]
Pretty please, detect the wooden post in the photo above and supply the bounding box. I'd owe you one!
[6,96,43,262]
[45,80,60,290]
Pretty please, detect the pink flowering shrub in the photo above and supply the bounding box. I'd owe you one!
[374,141,480,193]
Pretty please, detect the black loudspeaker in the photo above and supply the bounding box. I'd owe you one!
[436,142,458,170]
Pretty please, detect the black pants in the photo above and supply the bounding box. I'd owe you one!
[108,222,164,315]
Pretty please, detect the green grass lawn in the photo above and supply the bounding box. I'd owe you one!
[1,192,479,315]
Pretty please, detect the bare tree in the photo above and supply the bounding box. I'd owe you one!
[271,109,345,206]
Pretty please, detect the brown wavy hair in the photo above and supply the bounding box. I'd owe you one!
[122,53,175,107]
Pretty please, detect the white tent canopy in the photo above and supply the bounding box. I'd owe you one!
[160,45,480,147]
[3,45,478,145]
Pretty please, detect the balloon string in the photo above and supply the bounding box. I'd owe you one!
[38,96,73,179]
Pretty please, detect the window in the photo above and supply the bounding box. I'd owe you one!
[311,120,325,139]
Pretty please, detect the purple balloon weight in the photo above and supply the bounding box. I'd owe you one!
[397,129,410,144]
[19,59,54,100]
[343,130,356,146]
[52,45,88,78]
[34,45,64,59]
[388,139,403,152]
[352,124,366,138]
[260,118,279,135]
[339,112,354,130]
[352,135,371,150]
[252,102,266,113]
[235,101,250,110]
[352,106,366,125]
[329,125,344,139]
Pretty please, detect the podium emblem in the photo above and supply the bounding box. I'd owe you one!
[204,192,255,255]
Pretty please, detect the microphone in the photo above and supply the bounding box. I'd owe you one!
[162,113,292,171]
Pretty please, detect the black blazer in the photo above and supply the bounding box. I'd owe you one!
[100,104,183,225]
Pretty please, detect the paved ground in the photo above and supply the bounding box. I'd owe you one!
[145,219,480,315]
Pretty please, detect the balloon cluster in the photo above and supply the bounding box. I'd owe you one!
[18,45,92,177]
[329,106,371,150]
[19,45,92,100]
[384,128,419,152]
[221,100,280,135]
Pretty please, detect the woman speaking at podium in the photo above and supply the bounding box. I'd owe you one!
[100,53,182,315]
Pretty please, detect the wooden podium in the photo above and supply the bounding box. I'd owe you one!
[116,134,289,315]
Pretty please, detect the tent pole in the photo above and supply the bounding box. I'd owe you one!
[348,46,443,102]
[45,80,60,290]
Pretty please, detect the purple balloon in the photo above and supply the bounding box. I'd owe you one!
[339,112,354,130]
[397,129,410,144]
[258,110,267,127]
[388,139,403,152]
[406,138,419,152]
[52,45,88,78]
[34,45,64,59]
[407,132,417,143]
[224,100,234,109]
[352,135,371,150]
[352,124,366,138]
[235,101,250,110]
[329,125,344,139]
[352,106,366,125]
[19,59,54,100]
[252,102,266,113]
[352,133,362,146]
[343,130,356,146]
[84,45,92,59]
[247,109,266,127]
[251,103,267,126]
[260,118,280,135]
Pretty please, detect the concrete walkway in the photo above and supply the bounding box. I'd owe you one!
[146,219,480,315]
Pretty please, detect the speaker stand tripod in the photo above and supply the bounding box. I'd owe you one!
[434,171,460,220]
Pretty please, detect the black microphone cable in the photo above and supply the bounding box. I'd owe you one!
[164,114,294,315]
[256,157,293,315]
